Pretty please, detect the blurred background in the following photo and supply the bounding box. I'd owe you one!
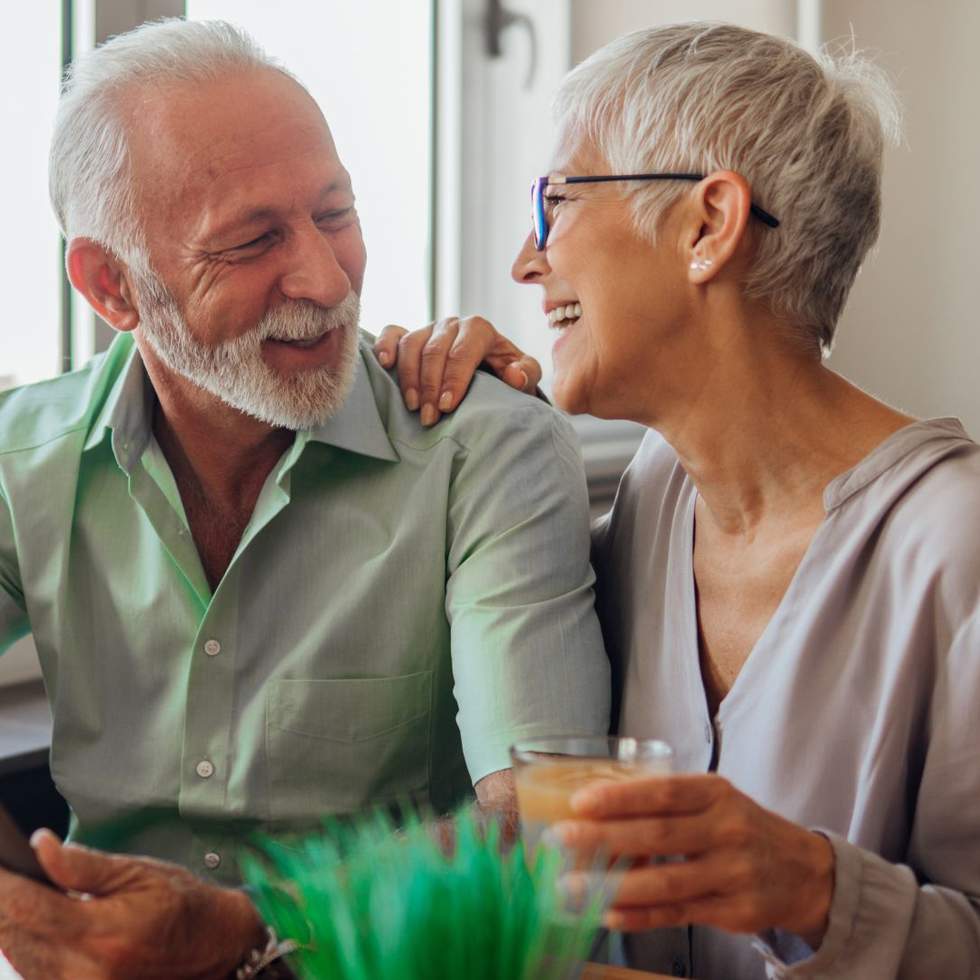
[1,0,978,699]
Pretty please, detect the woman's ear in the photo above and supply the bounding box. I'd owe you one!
[66,239,141,332]
[685,170,753,284]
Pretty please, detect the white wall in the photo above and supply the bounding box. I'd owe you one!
[823,0,980,437]
[570,0,794,62]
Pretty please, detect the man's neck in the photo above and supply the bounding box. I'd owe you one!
[139,340,294,514]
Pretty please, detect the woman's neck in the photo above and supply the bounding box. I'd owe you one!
[641,317,914,537]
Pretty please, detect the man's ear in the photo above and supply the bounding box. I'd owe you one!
[684,170,753,285]
[66,238,141,333]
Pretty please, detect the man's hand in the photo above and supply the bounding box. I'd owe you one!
[0,829,265,980]
[554,774,835,945]
[475,768,520,846]
[373,317,542,427]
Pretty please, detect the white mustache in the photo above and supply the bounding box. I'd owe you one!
[258,294,359,342]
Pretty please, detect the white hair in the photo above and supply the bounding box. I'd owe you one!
[52,18,359,429]
[554,22,902,354]
[49,18,294,269]
[136,270,361,429]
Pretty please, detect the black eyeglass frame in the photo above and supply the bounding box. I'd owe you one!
[531,172,780,250]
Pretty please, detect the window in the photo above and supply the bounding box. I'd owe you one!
[1,6,66,391]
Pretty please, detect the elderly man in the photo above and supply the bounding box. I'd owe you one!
[0,18,608,978]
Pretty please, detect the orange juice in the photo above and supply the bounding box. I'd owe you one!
[515,757,669,848]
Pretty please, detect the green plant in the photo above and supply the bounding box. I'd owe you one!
[242,809,604,980]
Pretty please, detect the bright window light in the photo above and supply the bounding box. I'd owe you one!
[1,8,64,389]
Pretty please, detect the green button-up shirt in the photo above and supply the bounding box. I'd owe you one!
[0,332,609,882]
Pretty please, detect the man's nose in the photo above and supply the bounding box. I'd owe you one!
[511,232,548,284]
[279,225,352,307]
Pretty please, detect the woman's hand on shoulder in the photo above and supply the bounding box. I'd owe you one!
[373,316,542,426]
[554,773,835,946]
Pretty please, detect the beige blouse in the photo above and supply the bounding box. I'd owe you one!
[592,418,980,979]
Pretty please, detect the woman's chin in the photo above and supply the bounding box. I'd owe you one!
[551,371,590,416]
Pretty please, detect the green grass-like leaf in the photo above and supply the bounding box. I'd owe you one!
[242,809,603,980]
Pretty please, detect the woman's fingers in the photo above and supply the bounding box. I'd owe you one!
[394,325,435,412]
[432,316,505,414]
[558,776,837,941]
[606,852,743,909]
[418,318,462,425]
[552,811,719,860]
[571,773,726,820]
[374,324,409,369]
[374,315,541,424]
[482,328,542,394]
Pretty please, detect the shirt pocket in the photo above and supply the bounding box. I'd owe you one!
[265,671,432,822]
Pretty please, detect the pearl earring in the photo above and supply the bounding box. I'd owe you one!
[690,256,714,272]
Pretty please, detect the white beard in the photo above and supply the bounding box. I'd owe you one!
[135,272,360,431]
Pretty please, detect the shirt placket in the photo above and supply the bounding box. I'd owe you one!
[178,580,240,875]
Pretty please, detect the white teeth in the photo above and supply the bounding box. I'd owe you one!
[270,333,325,346]
[547,302,583,327]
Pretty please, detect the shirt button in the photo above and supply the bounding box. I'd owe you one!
[203,851,221,870]
[196,760,215,779]
[671,960,688,977]
[203,639,221,657]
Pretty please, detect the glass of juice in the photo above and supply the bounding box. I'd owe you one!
[510,736,673,851]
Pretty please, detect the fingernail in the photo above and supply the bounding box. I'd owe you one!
[420,405,438,427]
[30,828,52,849]
[518,370,529,390]
[405,388,419,411]
[438,390,454,411]
[377,349,391,366]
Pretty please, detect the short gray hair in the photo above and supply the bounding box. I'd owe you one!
[50,18,292,269]
[554,22,902,354]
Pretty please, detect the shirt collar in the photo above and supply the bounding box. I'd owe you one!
[823,417,971,512]
[82,334,399,467]
[82,334,152,470]
[303,345,399,462]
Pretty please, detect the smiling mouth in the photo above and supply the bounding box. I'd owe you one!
[268,335,326,348]
[547,302,582,330]
[264,324,341,349]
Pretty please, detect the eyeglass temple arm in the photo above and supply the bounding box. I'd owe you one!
[555,173,779,228]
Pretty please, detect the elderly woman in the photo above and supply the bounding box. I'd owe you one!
[376,22,980,980]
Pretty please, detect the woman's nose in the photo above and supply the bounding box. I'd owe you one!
[511,232,549,284]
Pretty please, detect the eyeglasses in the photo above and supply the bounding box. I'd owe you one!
[530,172,780,250]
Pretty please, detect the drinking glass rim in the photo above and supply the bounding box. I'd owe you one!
[510,734,673,765]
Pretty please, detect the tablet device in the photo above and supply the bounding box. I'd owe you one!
[0,803,51,886]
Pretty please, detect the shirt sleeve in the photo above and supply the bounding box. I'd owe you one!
[445,404,611,783]
[0,484,30,654]
[754,611,980,979]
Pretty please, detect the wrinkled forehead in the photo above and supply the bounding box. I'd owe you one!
[123,68,345,217]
